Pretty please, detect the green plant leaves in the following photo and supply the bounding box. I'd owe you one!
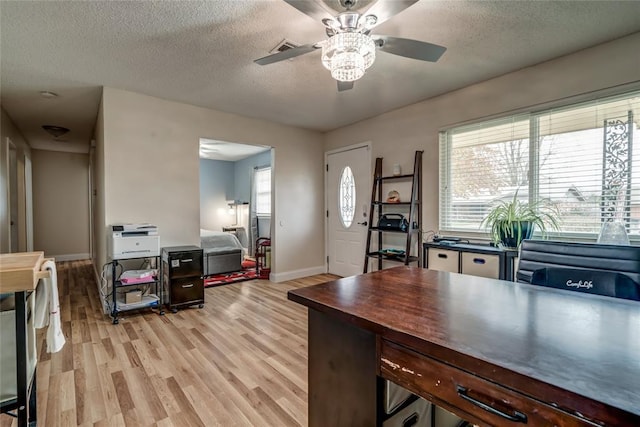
[480,191,559,246]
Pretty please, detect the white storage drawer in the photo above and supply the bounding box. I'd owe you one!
[461,252,500,279]
[427,249,459,273]
[382,396,432,427]
[511,256,520,281]
[424,243,517,280]
[383,380,414,414]
[434,406,466,427]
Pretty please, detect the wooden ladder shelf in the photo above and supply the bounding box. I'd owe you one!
[364,150,423,273]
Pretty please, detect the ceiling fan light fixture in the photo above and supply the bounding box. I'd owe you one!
[321,32,375,82]
[39,91,59,98]
[363,15,377,28]
[42,125,70,138]
[331,51,366,81]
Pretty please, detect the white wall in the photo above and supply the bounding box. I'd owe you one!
[94,95,106,271]
[31,149,90,260]
[99,88,325,280]
[324,33,640,236]
[200,158,235,231]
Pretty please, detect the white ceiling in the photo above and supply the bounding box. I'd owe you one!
[200,139,270,161]
[1,1,639,154]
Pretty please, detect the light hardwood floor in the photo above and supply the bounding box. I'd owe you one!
[1,260,338,427]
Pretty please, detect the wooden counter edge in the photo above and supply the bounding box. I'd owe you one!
[0,251,46,293]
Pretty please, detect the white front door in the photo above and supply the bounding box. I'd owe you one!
[326,145,371,277]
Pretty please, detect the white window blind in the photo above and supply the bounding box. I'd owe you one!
[255,167,271,216]
[440,91,640,239]
[440,116,530,232]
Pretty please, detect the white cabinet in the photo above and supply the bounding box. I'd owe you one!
[424,243,517,281]
[461,252,501,279]
[427,248,459,273]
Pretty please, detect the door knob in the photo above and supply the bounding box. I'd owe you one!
[357,221,368,226]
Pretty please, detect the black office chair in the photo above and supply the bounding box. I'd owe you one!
[517,240,640,301]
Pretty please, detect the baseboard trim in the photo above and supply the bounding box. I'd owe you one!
[271,265,326,283]
[51,253,91,262]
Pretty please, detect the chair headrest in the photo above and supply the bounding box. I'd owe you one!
[531,267,640,301]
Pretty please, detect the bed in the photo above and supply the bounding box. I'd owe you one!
[200,229,244,276]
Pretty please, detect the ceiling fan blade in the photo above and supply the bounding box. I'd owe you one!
[364,0,419,27]
[283,0,334,22]
[337,81,354,92]
[254,43,320,65]
[374,35,446,62]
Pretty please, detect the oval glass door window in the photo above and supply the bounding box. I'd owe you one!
[339,166,356,228]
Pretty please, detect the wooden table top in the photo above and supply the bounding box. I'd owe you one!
[288,266,640,423]
[0,251,45,293]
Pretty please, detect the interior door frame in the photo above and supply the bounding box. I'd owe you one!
[6,138,19,252]
[24,153,33,252]
[324,141,372,273]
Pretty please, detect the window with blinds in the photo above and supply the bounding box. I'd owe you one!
[255,167,271,216]
[439,91,640,239]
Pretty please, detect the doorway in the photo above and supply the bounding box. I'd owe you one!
[24,155,33,252]
[3,137,33,253]
[198,139,273,262]
[326,143,371,277]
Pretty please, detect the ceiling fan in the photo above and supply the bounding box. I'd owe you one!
[254,0,446,91]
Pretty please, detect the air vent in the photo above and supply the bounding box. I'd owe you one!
[270,39,299,54]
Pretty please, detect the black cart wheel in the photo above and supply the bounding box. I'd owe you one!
[171,308,178,314]
[199,304,204,309]
[112,318,119,325]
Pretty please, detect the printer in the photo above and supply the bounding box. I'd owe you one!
[109,223,160,260]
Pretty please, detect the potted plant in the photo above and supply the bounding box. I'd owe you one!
[481,192,559,249]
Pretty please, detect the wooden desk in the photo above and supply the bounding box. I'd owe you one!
[288,266,640,426]
[0,252,46,427]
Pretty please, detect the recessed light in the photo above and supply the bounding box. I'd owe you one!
[39,91,59,98]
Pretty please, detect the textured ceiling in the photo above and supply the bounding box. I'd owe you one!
[200,139,270,161]
[1,0,640,154]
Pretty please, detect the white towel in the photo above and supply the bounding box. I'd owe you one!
[34,260,65,353]
[34,274,49,328]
